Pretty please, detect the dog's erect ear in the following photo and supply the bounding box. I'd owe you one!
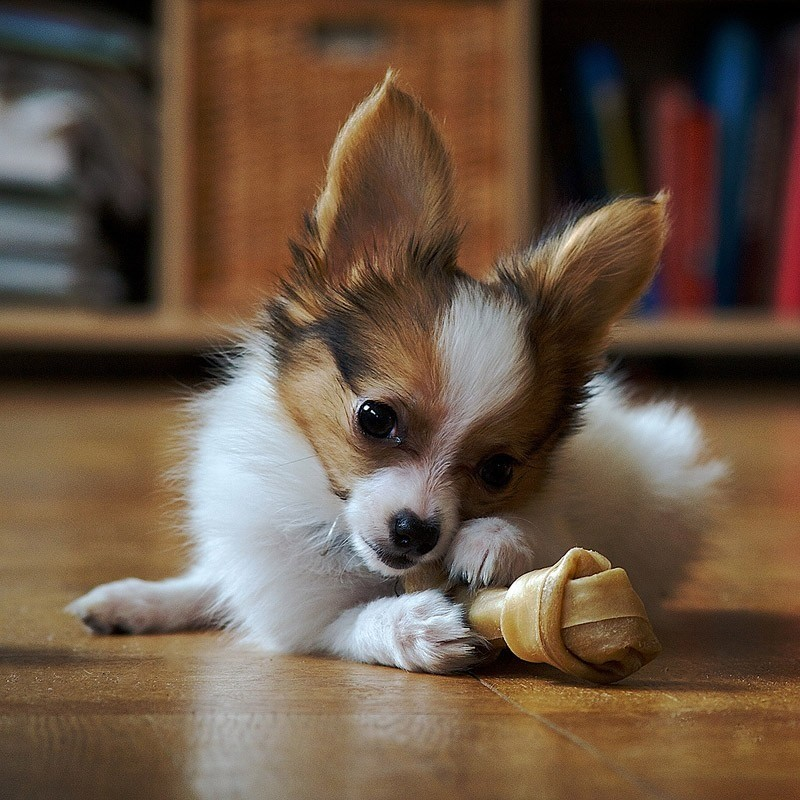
[313,71,457,270]
[513,195,668,352]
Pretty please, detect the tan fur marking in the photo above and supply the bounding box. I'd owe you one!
[277,340,363,494]
[275,271,448,497]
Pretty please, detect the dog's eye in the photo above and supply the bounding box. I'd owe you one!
[478,454,515,490]
[357,400,398,439]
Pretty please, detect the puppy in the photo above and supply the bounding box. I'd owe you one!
[68,73,723,674]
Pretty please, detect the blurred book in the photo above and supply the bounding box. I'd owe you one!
[575,43,643,198]
[702,21,762,308]
[647,81,717,311]
[0,6,147,71]
[0,253,124,305]
[0,192,86,251]
[740,31,800,308]
[774,35,800,316]
[0,187,125,305]
[0,92,73,190]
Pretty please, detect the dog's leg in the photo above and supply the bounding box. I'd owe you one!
[66,568,224,635]
[319,589,488,674]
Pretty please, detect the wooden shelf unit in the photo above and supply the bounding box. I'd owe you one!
[3,306,800,357]
[1,0,798,357]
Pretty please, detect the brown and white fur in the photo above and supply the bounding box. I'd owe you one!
[68,74,724,674]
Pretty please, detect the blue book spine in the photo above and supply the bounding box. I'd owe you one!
[640,270,663,315]
[574,43,612,198]
[702,22,762,308]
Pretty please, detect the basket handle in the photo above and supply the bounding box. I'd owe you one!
[309,21,389,61]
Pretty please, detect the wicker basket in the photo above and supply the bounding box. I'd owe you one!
[188,0,530,315]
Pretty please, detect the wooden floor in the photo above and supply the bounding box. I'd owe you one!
[1,377,799,800]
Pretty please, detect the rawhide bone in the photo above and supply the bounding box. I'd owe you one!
[404,547,661,684]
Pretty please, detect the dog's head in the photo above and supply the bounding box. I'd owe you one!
[260,72,667,576]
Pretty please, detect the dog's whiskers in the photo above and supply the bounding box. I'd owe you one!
[502,514,536,529]
[317,513,352,562]
[273,454,319,469]
[321,514,343,549]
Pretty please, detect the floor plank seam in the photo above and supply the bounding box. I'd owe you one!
[472,673,678,800]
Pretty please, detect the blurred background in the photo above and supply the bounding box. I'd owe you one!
[1,0,799,380]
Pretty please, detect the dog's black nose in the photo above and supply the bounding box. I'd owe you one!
[390,511,440,557]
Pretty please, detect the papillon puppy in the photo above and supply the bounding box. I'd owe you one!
[68,73,723,674]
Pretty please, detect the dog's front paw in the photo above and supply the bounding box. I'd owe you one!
[388,591,489,674]
[445,517,535,589]
[66,578,176,634]
[323,590,489,673]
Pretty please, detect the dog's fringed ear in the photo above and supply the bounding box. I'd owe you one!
[516,194,668,351]
[313,71,457,271]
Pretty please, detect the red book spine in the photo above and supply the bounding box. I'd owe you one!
[649,82,718,311]
[682,109,718,309]
[775,68,800,314]
[650,83,690,310]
